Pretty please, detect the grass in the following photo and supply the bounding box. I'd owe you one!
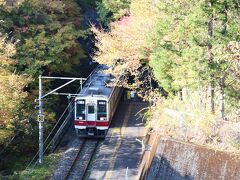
[0,155,32,176]
[1,152,63,180]
[147,91,240,153]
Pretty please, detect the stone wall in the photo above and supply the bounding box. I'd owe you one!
[147,137,240,180]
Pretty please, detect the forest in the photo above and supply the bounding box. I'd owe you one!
[92,0,240,152]
[0,0,239,177]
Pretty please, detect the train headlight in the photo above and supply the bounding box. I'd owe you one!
[100,117,104,120]
[79,116,83,120]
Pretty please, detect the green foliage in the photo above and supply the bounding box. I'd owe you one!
[96,0,130,25]
[0,0,87,77]
[16,24,85,76]
[225,79,240,109]
[0,153,32,176]
[77,0,96,8]
[147,0,240,105]
[18,152,63,180]
[0,0,90,174]
[92,0,158,90]
[0,152,63,179]
[0,129,13,145]
[93,0,239,112]
[92,0,240,154]
[0,0,87,139]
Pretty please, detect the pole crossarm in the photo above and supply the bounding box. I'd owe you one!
[37,75,86,164]
[41,76,87,81]
[52,92,81,96]
[42,79,75,99]
[41,76,87,99]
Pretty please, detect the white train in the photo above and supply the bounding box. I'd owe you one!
[74,65,123,137]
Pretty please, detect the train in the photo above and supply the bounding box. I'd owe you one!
[74,65,123,137]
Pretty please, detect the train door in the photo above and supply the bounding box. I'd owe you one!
[87,104,96,126]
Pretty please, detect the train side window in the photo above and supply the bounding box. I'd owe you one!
[88,106,95,114]
[76,100,85,119]
[97,100,107,120]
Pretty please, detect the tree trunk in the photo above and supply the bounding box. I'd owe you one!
[179,89,183,101]
[203,87,208,110]
[209,82,215,113]
[219,3,227,120]
[220,76,225,119]
[208,2,215,113]
[198,86,203,107]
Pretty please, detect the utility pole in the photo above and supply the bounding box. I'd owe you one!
[67,94,72,114]
[36,76,86,164]
[38,75,44,164]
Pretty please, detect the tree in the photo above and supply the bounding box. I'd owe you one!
[92,0,158,95]
[96,0,130,25]
[0,0,89,154]
[0,35,30,130]
[0,0,87,77]
[148,0,240,114]
[93,0,240,115]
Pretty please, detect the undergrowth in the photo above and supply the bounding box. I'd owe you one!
[146,91,240,153]
[0,152,63,180]
[0,129,13,145]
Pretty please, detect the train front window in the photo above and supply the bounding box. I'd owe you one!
[76,100,85,119]
[88,106,95,114]
[97,100,107,120]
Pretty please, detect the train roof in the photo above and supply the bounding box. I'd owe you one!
[77,65,114,99]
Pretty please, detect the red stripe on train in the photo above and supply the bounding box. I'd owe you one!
[74,121,87,126]
[96,121,109,126]
[74,120,109,126]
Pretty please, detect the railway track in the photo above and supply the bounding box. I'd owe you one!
[64,139,99,180]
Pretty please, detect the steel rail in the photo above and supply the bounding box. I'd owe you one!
[64,140,87,180]
[64,140,99,180]
[81,140,99,179]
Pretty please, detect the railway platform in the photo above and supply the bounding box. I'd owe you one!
[88,100,148,180]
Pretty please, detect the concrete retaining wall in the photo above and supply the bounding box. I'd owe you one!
[147,137,240,180]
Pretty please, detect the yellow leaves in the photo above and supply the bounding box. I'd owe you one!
[0,36,16,68]
[0,36,31,127]
[0,0,24,9]
[130,0,157,18]
[227,41,240,61]
[92,0,158,79]
[0,36,16,59]
[0,129,13,144]
[0,72,31,126]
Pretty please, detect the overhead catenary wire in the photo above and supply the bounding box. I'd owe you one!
[0,134,18,156]
[26,85,81,169]
[26,65,98,169]
[27,107,75,169]
[26,103,74,169]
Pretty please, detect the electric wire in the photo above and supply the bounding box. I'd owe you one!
[26,104,74,169]
[26,87,80,169]
[25,65,98,169]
